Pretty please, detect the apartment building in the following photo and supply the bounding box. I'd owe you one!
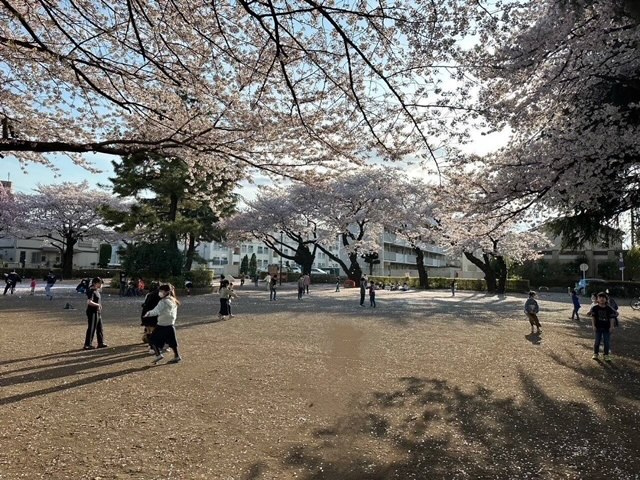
[196,232,451,278]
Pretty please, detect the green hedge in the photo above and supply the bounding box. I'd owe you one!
[108,268,214,289]
[585,280,640,298]
[366,276,530,293]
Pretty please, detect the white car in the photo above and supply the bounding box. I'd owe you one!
[310,268,328,275]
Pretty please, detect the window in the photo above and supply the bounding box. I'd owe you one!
[241,245,247,253]
[247,246,254,253]
[31,252,39,263]
[221,257,228,265]
[258,246,264,254]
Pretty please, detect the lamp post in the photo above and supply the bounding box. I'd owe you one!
[279,230,283,285]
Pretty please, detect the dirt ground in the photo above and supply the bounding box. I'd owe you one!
[1,283,639,480]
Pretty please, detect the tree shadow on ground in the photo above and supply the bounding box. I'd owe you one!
[0,344,151,406]
[252,373,640,479]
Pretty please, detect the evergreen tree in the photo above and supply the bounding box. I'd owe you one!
[103,152,236,275]
[98,244,112,268]
[240,255,249,275]
[249,253,258,277]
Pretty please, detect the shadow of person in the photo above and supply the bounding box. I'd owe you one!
[524,333,542,345]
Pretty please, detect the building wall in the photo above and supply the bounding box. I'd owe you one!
[0,237,100,269]
[196,232,451,278]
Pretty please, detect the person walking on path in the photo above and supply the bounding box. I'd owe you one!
[30,277,36,295]
[297,275,305,300]
[369,282,376,308]
[45,271,57,300]
[303,274,311,295]
[269,275,277,301]
[589,291,617,361]
[359,277,366,307]
[524,291,542,335]
[84,277,108,350]
[569,288,581,321]
[218,279,237,320]
[450,279,456,297]
[264,273,271,292]
[335,278,340,292]
[143,284,182,364]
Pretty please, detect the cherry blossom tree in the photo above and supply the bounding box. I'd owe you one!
[15,181,124,277]
[0,181,17,238]
[453,0,640,243]
[223,186,319,275]
[0,0,480,180]
[436,177,552,294]
[383,179,443,289]
[226,167,396,281]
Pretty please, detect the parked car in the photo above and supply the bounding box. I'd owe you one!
[310,268,329,275]
[576,278,605,295]
[288,266,302,274]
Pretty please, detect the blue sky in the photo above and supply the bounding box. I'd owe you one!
[2,153,115,194]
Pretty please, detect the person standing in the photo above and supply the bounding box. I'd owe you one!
[143,284,182,364]
[119,271,127,297]
[45,270,57,300]
[335,278,341,292]
[589,292,617,361]
[524,291,542,335]
[30,277,37,295]
[569,288,581,321]
[3,270,21,295]
[450,279,456,297]
[141,282,161,353]
[84,277,108,350]
[218,279,237,320]
[605,288,620,327]
[297,275,305,300]
[359,277,366,307]
[269,275,277,301]
[264,273,272,292]
[303,274,311,295]
[369,282,376,308]
[240,274,245,287]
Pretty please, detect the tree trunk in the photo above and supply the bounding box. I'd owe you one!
[496,255,507,294]
[62,236,77,279]
[184,233,196,271]
[415,246,429,289]
[168,193,179,253]
[294,243,315,275]
[347,251,363,282]
[464,251,498,293]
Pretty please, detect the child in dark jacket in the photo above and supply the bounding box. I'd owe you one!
[589,292,617,361]
[524,291,541,334]
[569,288,581,321]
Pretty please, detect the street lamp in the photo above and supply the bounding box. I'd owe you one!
[279,230,283,285]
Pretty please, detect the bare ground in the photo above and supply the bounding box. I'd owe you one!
[1,283,639,480]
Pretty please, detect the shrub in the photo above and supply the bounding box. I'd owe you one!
[366,276,529,293]
[585,280,640,298]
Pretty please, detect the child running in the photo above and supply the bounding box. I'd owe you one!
[569,288,581,321]
[143,283,182,364]
[524,291,542,335]
[588,292,617,361]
